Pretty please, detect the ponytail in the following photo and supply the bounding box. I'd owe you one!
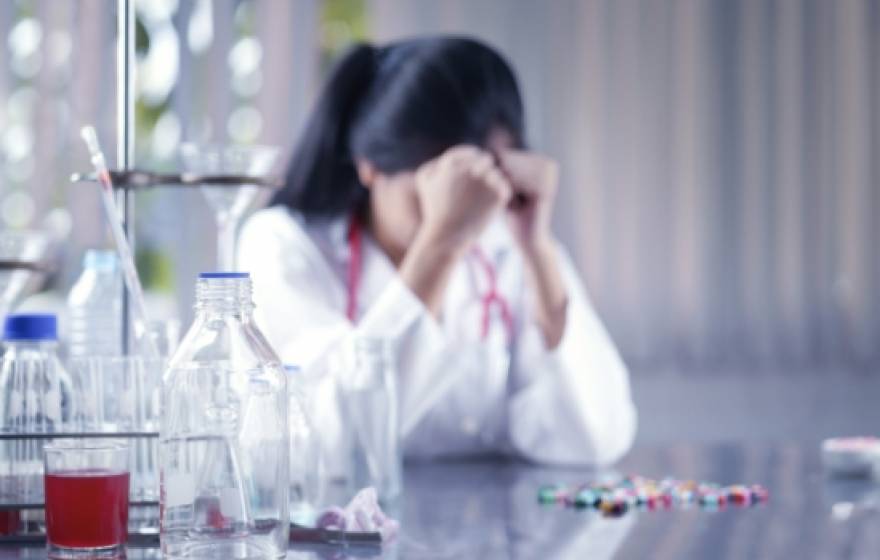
[271,43,377,216]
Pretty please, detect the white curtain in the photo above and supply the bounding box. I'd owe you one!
[369,0,880,372]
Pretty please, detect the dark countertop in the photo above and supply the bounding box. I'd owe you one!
[1,441,876,559]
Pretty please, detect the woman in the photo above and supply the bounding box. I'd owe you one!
[238,36,636,466]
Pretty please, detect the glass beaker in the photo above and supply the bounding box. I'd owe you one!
[285,365,324,524]
[341,337,402,505]
[44,439,129,559]
[68,356,164,503]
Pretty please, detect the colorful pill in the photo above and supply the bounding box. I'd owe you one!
[750,485,769,503]
[600,499,628,517]
[538,485,562,504]
[677,489,695,503]
[576,489,601,508]
[727,486,751,506]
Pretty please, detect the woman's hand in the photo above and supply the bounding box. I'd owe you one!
[497,149,559,254]
[498,149,568,349]
[399,145,512,317]
[414,145,513,253]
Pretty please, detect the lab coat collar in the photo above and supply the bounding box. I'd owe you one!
[476,217,513,262]
[319,215,398,320]
[323,215,352,263]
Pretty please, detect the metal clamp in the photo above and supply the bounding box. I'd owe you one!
[70,170,282,190]
[0,261,50,273]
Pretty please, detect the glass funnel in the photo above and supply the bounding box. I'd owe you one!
[0,230,51,322]
[180,144,279,271]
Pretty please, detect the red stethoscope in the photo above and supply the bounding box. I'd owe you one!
[345,215,514,342]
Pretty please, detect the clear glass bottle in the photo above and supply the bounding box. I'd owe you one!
[159,272,289,558]
[285,365,323,524]
[343,337,402,504]
[0,314,74,512]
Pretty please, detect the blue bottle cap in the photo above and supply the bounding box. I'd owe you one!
[3,314,58,341]
[83,250,118,271]
[199,272,250,279]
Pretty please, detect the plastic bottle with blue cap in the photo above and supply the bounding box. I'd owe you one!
[159,272,289,558]
[67,250,123,358]
[0,313,76,506]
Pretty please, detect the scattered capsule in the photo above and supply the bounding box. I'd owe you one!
[539,477,767,516]
[676,489,696,504]
[699,493,718,506]
[750,485,769,503]
[600,499,628,517]
[634,490,652,506]
[538,485,563,504]
[728,486,751,506]
[574,489,600,509]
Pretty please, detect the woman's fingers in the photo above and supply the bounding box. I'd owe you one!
[483,167,513,205]
[443,145,486,169]
[497,149,559,197]
[426,143,515,208]
[467,152,496,179]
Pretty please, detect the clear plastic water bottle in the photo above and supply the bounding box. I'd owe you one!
[0,314,75,506]
[67,250,122,358]
[160,272,289,558]
[343,337,402,504]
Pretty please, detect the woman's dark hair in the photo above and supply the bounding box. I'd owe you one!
[271,36,526,217]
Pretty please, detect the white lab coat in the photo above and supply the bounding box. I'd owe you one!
[238,206,636,466]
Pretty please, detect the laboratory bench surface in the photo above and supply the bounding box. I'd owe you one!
[0,441,876,559]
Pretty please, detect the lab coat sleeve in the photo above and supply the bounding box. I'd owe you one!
[237,210,458,439]
[508,245,637,466]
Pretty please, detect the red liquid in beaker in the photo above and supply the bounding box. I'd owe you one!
[44,470,129,548]
[0,510,19,534]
